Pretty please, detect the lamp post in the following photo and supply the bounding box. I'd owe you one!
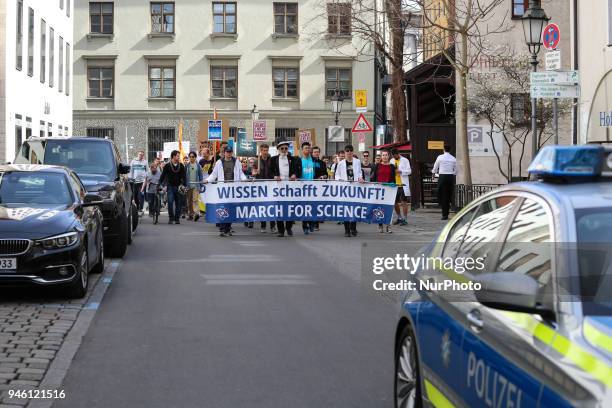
[522,0,549,159]
[250,104,260,121]
[330,88,344,125]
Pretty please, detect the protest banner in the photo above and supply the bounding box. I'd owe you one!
[201,180,396,224]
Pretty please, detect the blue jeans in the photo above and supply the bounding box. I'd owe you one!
[167,186,181,221]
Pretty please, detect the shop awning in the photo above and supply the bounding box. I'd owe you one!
[370,142,412,151]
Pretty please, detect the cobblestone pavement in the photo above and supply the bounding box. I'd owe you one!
[0,272,105,408]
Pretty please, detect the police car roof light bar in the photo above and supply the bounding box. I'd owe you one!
[528,145,606,181]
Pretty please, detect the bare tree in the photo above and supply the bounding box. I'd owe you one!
[307,0,425,143]
[468,51,570,182]
[415,0,510,186]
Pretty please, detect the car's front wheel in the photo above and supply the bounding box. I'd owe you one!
[65,250,88,299]
[394,323,422,408]
[107,212,128,258]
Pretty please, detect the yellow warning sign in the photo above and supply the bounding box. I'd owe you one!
[355,90,367,108]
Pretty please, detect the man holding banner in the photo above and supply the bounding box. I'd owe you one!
[270,141,299,237]
[334,145,364,237]
[254,144,276,234]
[206,145,247,236]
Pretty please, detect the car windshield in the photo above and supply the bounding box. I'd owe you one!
[0,172,73,206]
[576,208,612,315]
[44,140,116,181]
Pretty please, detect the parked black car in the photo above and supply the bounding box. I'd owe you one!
[0,165,104,298]
[14,137,137,258]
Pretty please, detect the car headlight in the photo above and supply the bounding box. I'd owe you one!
[97,189,114,200]
[38,232,79,250]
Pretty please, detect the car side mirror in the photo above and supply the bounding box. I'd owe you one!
[82,193,104,207]
[118,163,131,175]
[474,272,545,314]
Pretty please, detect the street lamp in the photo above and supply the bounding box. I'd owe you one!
[522,0,549,159]
[251,104,260,121]
[330,88,344,125]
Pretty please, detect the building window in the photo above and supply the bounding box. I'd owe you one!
[67,0,71,17]
[58,37,64,93]
[27,7,33,76]
[88,67,113,98]
[327,2,350,35]
[39,121,45,137]
[49,27,54,87]
[87,128,114,140]
[273,68,298,99]
[213,2,236,34]
[151,2,174,33]
[211,67,237,98]
[511,93,530,125]
[40,19,46,83]
[15,115,23,156]
[274,3,297,35]
[274,128,297,145]
[326,67,351,99]
[65,43,70,95]
[90,2,113,34]
[325,127,350,157]
[147,128,175,161]
[26,117,32,140]
[16,0,23,70]
[48,123,53,137]
[149,66,175,98]
[58,125,63,137]
[512,0,528,18]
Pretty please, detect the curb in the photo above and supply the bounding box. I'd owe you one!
[27,260,122,408]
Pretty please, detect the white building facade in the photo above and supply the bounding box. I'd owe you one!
[573,0,612,143]
[73,0,377,160]
[0,0,73,163]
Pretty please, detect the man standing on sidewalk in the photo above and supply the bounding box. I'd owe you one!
[432,144,457,220]
[254,144,276,234]
[129,150,148,216]
[206,145,247,236]
[335,145,364,237]
[271,141,299,237]
[159,150,186,225]
[391,149,412,226]
[185,152,203,221]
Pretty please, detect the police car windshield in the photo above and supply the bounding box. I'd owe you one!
[43,140,116,181]
[576,208,612,315]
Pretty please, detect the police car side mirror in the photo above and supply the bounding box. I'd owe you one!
[474,272,541,313]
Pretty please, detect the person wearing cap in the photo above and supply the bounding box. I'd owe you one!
[271,141,299,237]
[391,148,412,226]
[206,145,247,237]
[432,144,457,220]
[335,144,364,237]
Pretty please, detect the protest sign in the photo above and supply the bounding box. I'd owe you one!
[202,180,396,224]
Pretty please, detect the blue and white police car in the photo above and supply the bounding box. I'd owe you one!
[394,145,612,408]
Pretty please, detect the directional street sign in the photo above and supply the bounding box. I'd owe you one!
[351,113,373,132]
[530,71,580,85]
[530,84,580,99]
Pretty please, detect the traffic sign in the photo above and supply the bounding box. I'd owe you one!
[208,120,222,140]
[530,71,579,85]
[545,50,561,71]
[530,84,580,99]
[351,113,372,132]
[355,90,367,108]
[328,126,345,142]
[542,23,560,50]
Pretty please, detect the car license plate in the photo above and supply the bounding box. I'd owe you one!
[0,258,17,270]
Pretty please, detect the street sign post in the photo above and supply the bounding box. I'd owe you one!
[530,84,580,99]
[530,71,579,85]
[542,23,560,50]
[208,120,223,140]
[545,50,561,71]
[351,113,373,133]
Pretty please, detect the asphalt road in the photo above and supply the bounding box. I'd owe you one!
[54,214,442,408]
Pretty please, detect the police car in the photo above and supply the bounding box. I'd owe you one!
[394,145,612,408]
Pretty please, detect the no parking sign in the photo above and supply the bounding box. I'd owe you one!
[542,23,560,50]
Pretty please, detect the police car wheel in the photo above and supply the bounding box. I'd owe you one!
[394,324,422,408]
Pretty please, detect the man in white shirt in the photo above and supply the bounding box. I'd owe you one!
[432,144,457,220]
[390,149,412,226]
[129,150,149,215]
[271,141,298,237]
